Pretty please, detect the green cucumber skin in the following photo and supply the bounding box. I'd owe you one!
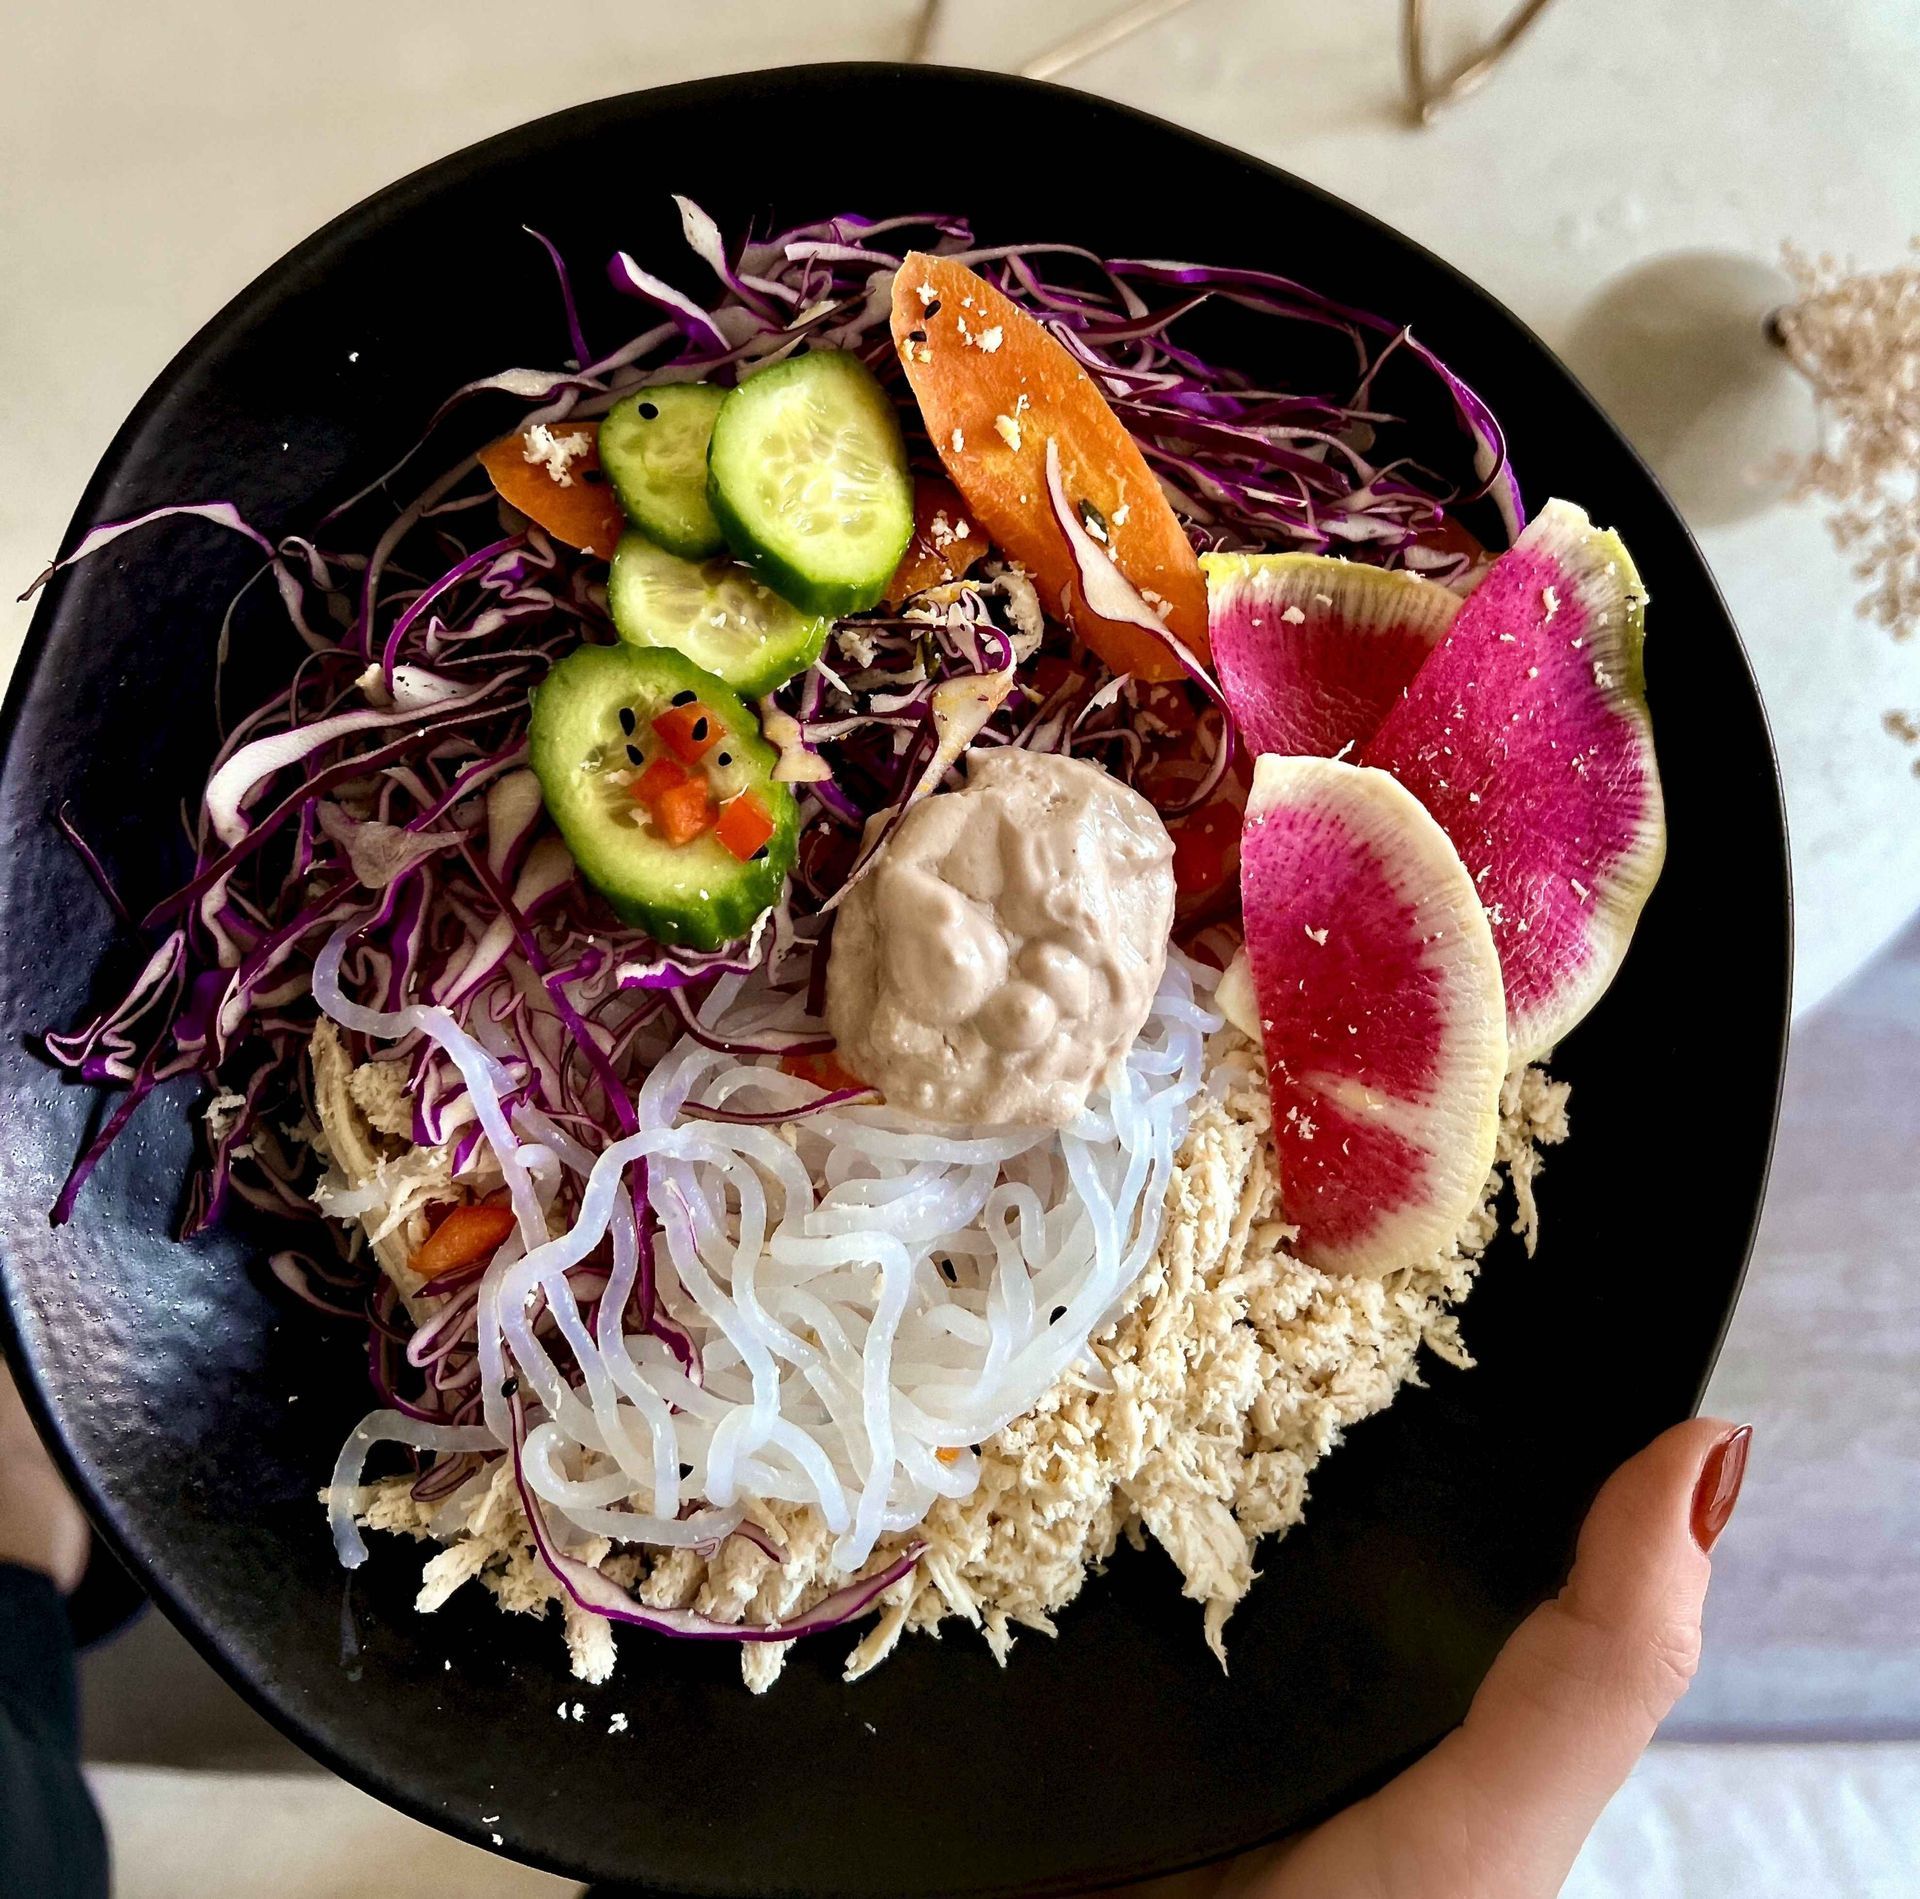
[707,480,886,618]
[529,643,797,952]
[600,384,727,560]
[706,352,914,618]
[607,530,829,699]
[722,613,829,700]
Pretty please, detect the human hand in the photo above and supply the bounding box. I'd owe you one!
[0,1358,91,1595]
[1129,1417,1752,1899]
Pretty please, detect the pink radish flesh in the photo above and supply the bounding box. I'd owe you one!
[1239,755,1507,1278]
[1203,553,1460,761]
[1360,499,1664,1060]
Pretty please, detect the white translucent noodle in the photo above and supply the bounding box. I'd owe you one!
[316,927,1217,1574]
[326,1409,498,1566]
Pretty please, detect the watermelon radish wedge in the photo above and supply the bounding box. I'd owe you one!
[1360,499,1664,1061]
[1202,553,1460,760]
[1240,755,1507,1278]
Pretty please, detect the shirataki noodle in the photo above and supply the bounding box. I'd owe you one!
[318,922,1217,1580]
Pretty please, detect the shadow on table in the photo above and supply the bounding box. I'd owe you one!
[1667,907,1920,1740]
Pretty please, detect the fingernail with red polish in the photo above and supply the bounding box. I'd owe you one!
[1691,1424,1752,1553]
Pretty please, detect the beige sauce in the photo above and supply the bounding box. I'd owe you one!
[825,750,1175,1127]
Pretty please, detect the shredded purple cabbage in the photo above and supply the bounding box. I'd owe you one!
[26,199,1519,1644]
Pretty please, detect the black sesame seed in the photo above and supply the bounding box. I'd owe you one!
[580,467,607,485]
[751,845,769,860]
[690,716,710,742]
[671,689,697,706]
[618,707,637,735]
[500,1376,519,1399]
[907,328,927,344]
[1050,1305,1067,1324]
[715,750,732,768]
[925,298,941,318]
[679,1462,694,1480]
[639,401,659,420]
[626,743,644,765]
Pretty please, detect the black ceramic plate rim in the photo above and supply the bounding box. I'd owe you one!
[2,63,1791,1895]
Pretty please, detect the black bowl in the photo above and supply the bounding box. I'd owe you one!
[0,65,1788,1897]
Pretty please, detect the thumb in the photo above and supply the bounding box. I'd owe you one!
[1252,1417,1751,1899]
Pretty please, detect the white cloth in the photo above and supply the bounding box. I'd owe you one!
[1566,1743,1920,1899]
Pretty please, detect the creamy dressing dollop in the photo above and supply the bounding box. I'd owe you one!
[825,750,1176,1127]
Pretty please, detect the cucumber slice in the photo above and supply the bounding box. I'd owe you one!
[707,350,914,616]
[598,383,727,558]
[530,643,797,951]
[608,529,828,697]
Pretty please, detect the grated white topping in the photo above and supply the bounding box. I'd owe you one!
[521,423,593,487]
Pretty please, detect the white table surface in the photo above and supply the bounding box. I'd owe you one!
[8,3,1920,1893]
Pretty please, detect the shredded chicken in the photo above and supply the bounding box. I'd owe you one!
[308,1021,499,1307]
[343,1030,1569,1691]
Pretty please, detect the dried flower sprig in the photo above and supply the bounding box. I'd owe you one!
[1775,239,1920,643]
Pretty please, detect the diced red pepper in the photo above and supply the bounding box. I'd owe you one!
[1025,652,1080,704]
[779,1048,870,1094]
[883,476,988,606]
[713,790,776,862]
[650,701,721,766]
[629,755,715,845]
[650,774,715,845]
[631,756,689,805]
[1168,797,1241,906]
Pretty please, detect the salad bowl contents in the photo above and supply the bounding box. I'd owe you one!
[0,70,1785,1896]
[29,201,1661,1693]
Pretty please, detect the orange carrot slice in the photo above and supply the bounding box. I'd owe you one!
[477,421,627,560]
[413,1202,517,1279]
[883,476,989,606]
[890,253,1209,683]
